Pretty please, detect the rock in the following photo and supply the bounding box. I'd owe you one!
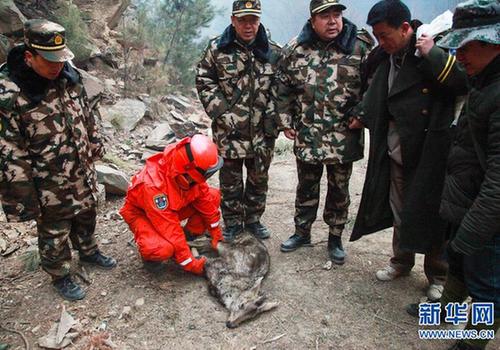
[119,306,132,320]
[144,123,176,151]
[96,184,107,208]
[0,0,26,35]
[148,123,175,142]
[168,110,197,138]
[134,298,145,308]
[144,140,173,152]
[0,238,6,253]
[77,69,105,102]
[96,165,130,196]
[100,99,146,131]
[163,95,192,112]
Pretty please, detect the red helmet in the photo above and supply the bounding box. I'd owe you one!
[168,134,223,188]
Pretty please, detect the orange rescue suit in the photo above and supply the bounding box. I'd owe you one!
[120,146,222,275]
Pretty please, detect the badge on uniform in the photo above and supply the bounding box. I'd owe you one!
[154,194,168,210]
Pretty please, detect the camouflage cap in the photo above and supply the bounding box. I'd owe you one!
[438,0,500,49]
[24,19,74,62]
[310,0,346,15]
[232,0,262,17]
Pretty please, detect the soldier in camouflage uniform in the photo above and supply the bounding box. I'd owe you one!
[196,0,281,241]
[0,20,116,301]
[273,0,373,264]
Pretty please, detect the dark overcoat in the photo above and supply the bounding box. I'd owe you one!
[350,42,467,254]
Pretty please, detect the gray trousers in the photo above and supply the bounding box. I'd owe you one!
[388,121,447,285]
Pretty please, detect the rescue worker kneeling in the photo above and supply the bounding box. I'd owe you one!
[120,134,224,275]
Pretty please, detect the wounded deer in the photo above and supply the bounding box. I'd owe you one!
[204,233,278,328]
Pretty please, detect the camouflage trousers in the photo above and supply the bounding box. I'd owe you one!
[294,160,353,238]
[37,207,98,279]
[220,156,272,228]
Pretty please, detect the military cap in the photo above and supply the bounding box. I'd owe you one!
[310,0,346,15]
[24,19,74,62]
[232,0,262,17]
[438,0,500,49]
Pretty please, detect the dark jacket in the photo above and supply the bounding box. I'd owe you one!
[440,55,500,255]
[350,37,468,254]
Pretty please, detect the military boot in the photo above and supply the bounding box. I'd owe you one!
[328,235,346,265]
[280,234,311,252]
[448,341,483,350]
[80,250,117,270]
[223,224,244,242]
[53,275,86,301]
[246,222,270,239]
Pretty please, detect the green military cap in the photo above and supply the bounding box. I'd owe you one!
[310,0,346,15]
[232,0,262,17]
[438,0,500,49]
[24,19,74,62]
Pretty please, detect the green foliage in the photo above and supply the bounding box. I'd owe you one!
[132,0,218,90]
[55,0,92,62]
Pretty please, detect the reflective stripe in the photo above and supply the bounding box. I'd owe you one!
[439,55,456,83]
[437,54,454,82]
[180,258,193,266]
[210,222,219,228]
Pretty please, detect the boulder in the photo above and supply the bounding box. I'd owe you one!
[96,165,130,196]
[168,110,197,138]
[0,0,26,35]
[77,69,105,102]
[100,98,146,131]
[163,94,192,112]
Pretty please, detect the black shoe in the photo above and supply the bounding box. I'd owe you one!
[280,234,311,252]
[223,224,244,242]
[53,275,86,301]
[246,222,270,239]
[80,250,117,270]
[448,341,483,350]
[406,300,445,320]
[406,303,420,317]
[328,235,346,265]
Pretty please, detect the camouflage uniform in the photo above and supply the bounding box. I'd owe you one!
[0,20,104,279]
[274,16,373,238]
[196,3,281,228]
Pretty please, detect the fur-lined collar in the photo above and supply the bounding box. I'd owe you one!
[217,24,272,62]
[6,44,79,104]
[297,18,358,54]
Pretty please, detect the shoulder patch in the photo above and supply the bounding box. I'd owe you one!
[153,194,169,210]
[357,28,375,47]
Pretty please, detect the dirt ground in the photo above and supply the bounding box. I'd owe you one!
[1,144,498,350]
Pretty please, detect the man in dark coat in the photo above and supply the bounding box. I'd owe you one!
[407,1,500,349]
[349,0,467,300]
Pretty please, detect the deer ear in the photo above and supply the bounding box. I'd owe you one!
[249,277,264,295]
[258,301,279,312]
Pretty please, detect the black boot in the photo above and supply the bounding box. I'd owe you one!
[280,234,311,252]
[328,235,346,265]
[53,275,86,301]
[80,250,117,270]
[223,224,244,242]
[448,341,483,350]
[246,222,270,239]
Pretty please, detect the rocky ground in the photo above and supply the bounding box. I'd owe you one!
[1,133,498,349]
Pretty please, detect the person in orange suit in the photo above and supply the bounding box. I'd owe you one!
[120,134,224,275]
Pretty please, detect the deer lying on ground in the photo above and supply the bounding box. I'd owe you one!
[202,233,278,328]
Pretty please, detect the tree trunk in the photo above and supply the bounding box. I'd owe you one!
[107,0,131,30]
